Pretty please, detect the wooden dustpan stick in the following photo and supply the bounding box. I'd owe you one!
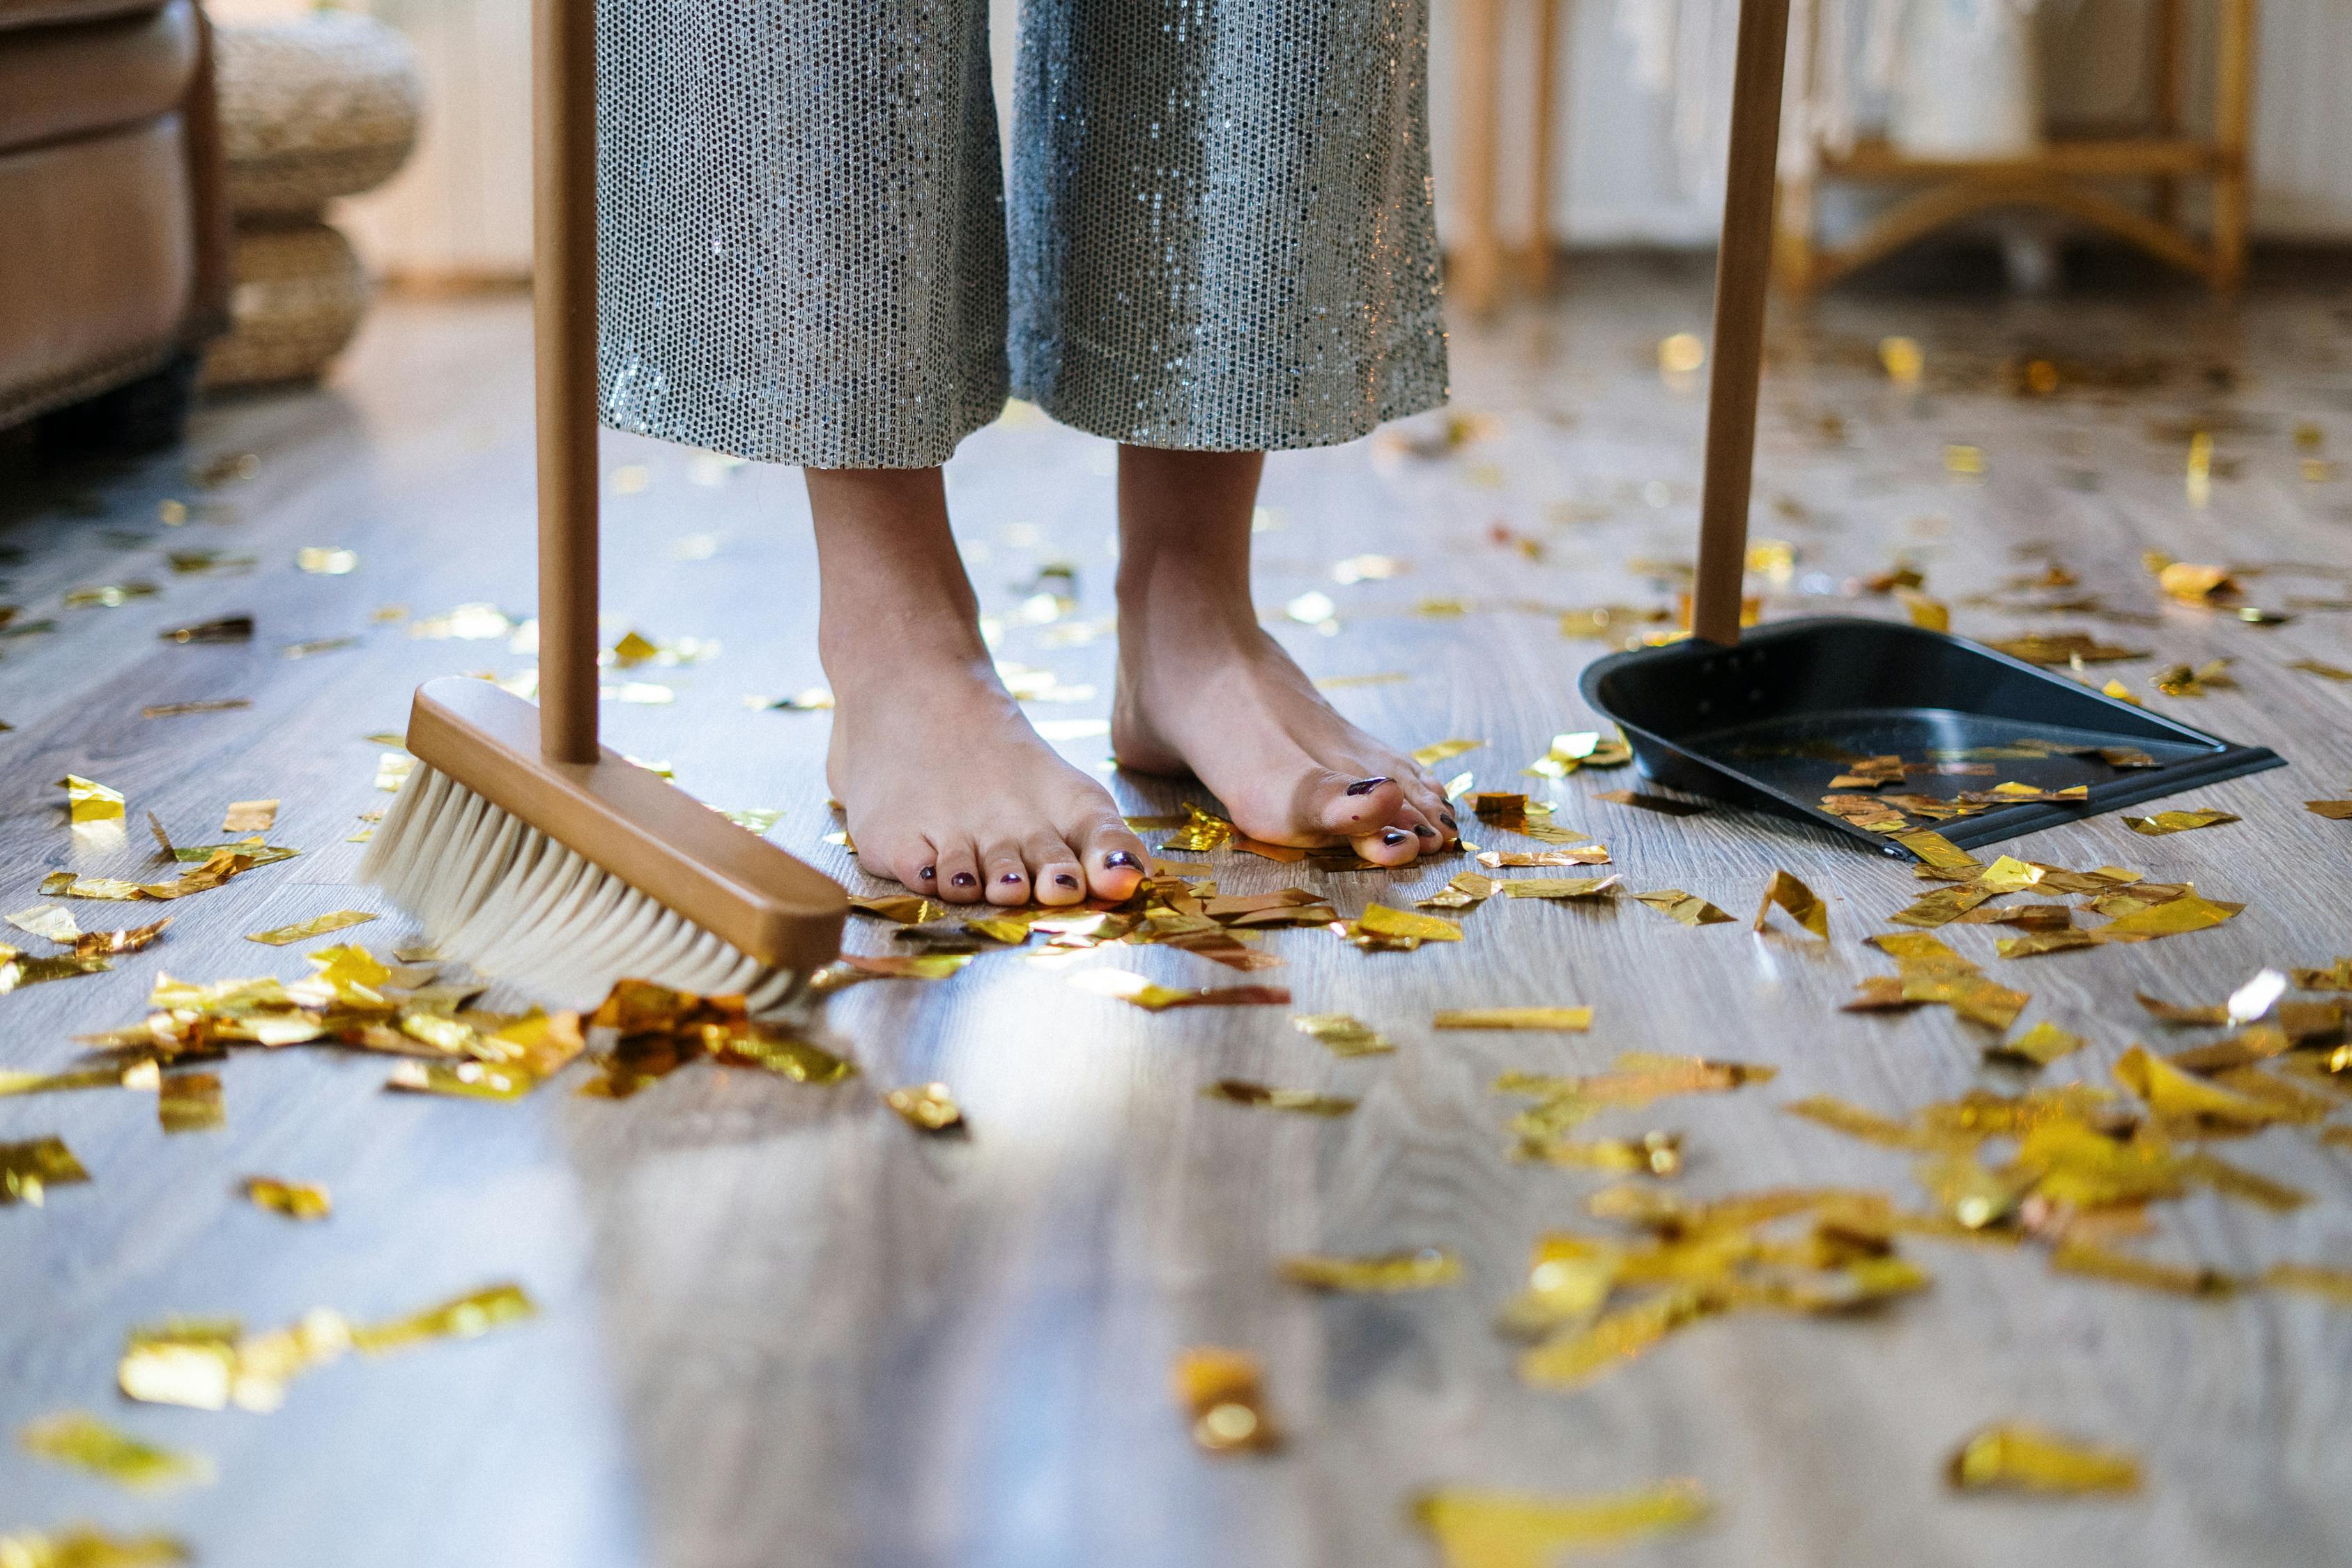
[1691,0,1793,648]
[534,0,599,763]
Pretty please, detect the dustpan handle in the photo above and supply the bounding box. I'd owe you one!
[533,0,600,763]
[1691,0,1792,647]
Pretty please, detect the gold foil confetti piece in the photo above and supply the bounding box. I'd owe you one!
[1413,1481,1711,1567]
[1229,833,1309,862]
[1279,1248,1459,1292]
[1753,870,1828,938]
[2308,799,2352,820]
[64,583,161,608]
[2291,958,2352,992]
[1588,1054,1775,1101]
[2050,1238,2234,1296]
[1202,1079,1355,1116]
[1829,755,1906,790]
[1949,1424,2142,1495]
[1436,1008,1592,1031]
[59,774,125,827]
[1889,884,1997,928]
[2118,1043,2305,1127]
[295,546,357,574]
[0,1528,190,1566]
[1171,1348,1282,1454]
[284,636,359,659]
[349,1282,536,1356]
[1914,1154,2033,1231]
[157,1073,222,1134]
[1822,794,1908,833]
[2262,1261,2352,1307]
[2291,658,2352,682]
[408,602,515,641]
[1417,871,1498,910]
[2096,891,2243,942]
[0,1064,139,1097]
[1973,856,2044,894]
[885,1082,964,1132]
[118,1320,240,1408]
[1330,553,1406,584]
[375,752,415,791]
[17,1412,212,1493]
[1988,1022,2087,1068]
[2156,560,2232,604]
[1477,848,1607,868]
[1658,331,1706,374]
[716,807,782,834]
[159,614,252,644]
[221,799,277,832]
[1293,1013,1394,1056]
[1068,969,1289,1010]
[1630,889,1734,926]
[141,699,252,718]
[1519,1286,1715,1388]
[1955,902,2075,931]
[1519,820,1592,846]
[2100,678,2144,705]
[1996,929,2098,960]
[1944,444,1985,475]
[2123,808,2239,836]
[2181,1153,2308,1213]
[1357,904,1464,941]
[1500,876,1623,900]
[850,895,948,924]
[6,905,80,942]
[386,1059,534,1100]
[246,910,378,946]
[1898,589,1951,631]
[1519,1131,1684,1177]
[243,1177,330,1220]
[1157,804,1234,852]
[226,1308,353,1413]
[1987,631,2148,666]
[1784,1097,1954,1151]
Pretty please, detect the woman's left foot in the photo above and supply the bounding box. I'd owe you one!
[1110,594,1457,868]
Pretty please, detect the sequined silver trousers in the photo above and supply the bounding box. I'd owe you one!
[595,0,1449,468]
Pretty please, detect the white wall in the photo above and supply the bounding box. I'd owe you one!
[222,0,2352,277]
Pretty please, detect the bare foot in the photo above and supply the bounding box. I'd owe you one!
[1108,448,1456,868]
[807,467,1148,907]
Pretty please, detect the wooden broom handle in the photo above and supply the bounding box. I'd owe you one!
[1691,0,1792,647]
[533,0,600,762]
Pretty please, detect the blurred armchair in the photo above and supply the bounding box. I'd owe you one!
[0,0,230,449]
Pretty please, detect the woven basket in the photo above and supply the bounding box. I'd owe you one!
[215,14,423,217]
[201,220,369,389]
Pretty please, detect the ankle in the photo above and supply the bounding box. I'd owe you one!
[819,604,990,691]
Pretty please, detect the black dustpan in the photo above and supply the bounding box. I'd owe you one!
[1578,0,2281,861]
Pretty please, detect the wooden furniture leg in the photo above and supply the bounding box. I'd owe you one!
[1454,0,1505,316]
[1521,0,1561,295]
[2151,0,2185,226]
[2212,0,2257,292]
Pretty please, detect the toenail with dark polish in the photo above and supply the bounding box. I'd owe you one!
[951,873,976,888]
[1055,873,1079,889]
[1345,776,1390,796]
[999,873,1023,884]
[1105,850,1142,870]
[1440,812,1458,829]
[1414,824,1438,838]
[1381,828,1410,845]
[918,866,937,881]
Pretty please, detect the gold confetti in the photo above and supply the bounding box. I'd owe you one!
[1783,1096,1955,1151]
[1986,631,2148,666]
[2100,678,2144,706]
[161,614,252,644]
[1157,804,1235,852]
[1879,336,1923,383]
[1068,969,1289,1010]
[1658,332,1706,374]
[1,1137,89,1206]
[2096,891,2243,941]
[243,1177,331,1220]
[157,1073,222,1134]
[1996,929,2098,959]
[1417,871,1499,910]
[2291,958,2352,992]
[884,1082,964,1132]
[1753,870,1829,938]
[65,583,160,608]
[1293,1013,1394,1056]
[59,774,125,827]
[1434,1007,1592,1031]
[17,1411,213,1492]
[0,951,113,991]
[295,546,358,574]
[386,1059,535,1100]
[1500,876,1622,900]
[849,894,948,924]
[2156,560,2233,604]
[247,910,378,946]
[1949,1424,2142,1494]
[1595,790,1707,815]
[2262,1261,2352,1307]
[1357,904,1464,942]
[1631,889,1734,926]
[2123,809,2239,836]
[1477,848,1608,868]
[221,799,277,831]
[1411,738,1484,766]
[0,1527,189,1566]
[1944,444,1985,475]
[1987,1022,2088,1068]
[350,1282,537,1355]
[1279,1249,1459,1292]
[1202,1079,1356,1116]
[2289,658,2352,682]
[1520,1131,1685,1176]
[2307,800,2352,820]
[1171,1348,1282,1454]
[6,905,79,942]
[1520,1287,1715,1388]
[375,752,416,790]
[141,699,252,718]
[1898,589,1951,631]
[1414,1481,1711,1566]
[2113,1047,2304,1129]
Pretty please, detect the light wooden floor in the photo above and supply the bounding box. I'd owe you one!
[3,258,2351,1567]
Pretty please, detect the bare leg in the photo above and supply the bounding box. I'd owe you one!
[808,466,1149,905]
[1109,446,1456,866]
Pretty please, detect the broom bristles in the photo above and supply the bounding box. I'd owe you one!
[360,762,804,1011]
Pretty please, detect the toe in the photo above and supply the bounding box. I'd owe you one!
[1076,813,1151,901]
[1307,772,1408,841]
[1027,832,1087,907]
[1352,821,1422,867]
[935,840,984,904]
[888,839,942,895]
[981,841,1032,906]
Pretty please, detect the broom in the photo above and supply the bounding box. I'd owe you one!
[359,0,847,1006]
